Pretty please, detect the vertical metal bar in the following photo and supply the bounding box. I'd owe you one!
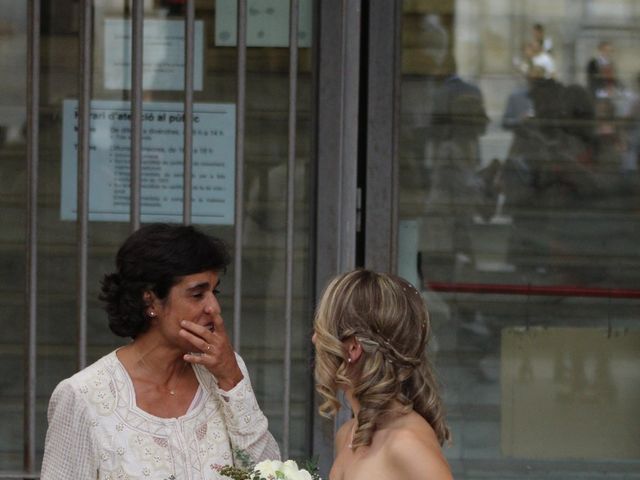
[364,0,401,272]
[336,0,360,274]
[389,1,401,273]
[313,0,361,474]
[233,0,247,352]
[282,0,299,460]
[304,0,320,459]
[24,0,40,473]
[314,0,360,293]
[304,0,320,458]
[183,0,195,225]
[77,0,93,371]
[130,0,144,231]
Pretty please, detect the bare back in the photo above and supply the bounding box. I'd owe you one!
[330,411,453,480]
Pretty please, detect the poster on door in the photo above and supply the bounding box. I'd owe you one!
[215,0,312,47]
[60,99,236,225]
[104,18,204,90]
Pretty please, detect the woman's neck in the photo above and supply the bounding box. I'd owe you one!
[346,390,406,425]
[121,333,186,381]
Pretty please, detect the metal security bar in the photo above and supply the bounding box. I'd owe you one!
[232,0,247,352]
[130,0,144,231]
[24,0,40,474]
[183,0,196,224]
[76,0,93,371]
[282,0,300,460]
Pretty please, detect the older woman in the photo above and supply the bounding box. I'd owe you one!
[41,223,279,479]
[313,269,453,480]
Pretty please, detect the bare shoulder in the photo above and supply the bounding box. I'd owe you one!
[334,418,355,453]
[384,416,453,480]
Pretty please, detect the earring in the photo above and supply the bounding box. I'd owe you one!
[347,358,352,364]
[148,311,156,318]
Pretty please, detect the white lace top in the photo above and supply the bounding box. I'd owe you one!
[41,350,280,479]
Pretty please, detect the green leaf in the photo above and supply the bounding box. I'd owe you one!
[233,449,256,470]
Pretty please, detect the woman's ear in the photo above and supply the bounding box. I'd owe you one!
[344,336,363,364]
[143,291,158,318]
[143,291,153,306]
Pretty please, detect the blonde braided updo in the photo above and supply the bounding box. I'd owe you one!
[313,269,450,449]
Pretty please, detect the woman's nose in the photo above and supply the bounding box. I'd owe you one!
[204,293,221,315]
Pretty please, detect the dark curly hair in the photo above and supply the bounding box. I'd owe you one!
[99,223,231,338]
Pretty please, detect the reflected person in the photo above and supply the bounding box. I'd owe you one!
[41,223,280,479]
[587,40,620,99]
[425,53,489,258]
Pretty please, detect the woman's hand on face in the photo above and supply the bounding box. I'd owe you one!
[179,316,244,391]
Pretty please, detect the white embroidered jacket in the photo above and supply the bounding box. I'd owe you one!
[41,350,280,479]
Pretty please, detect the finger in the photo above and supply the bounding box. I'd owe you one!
[178,326,211,352]
[180,320,213,339]
[211,315,227,336]
[184,352,211,365]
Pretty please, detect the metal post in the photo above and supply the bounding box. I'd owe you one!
[282,0,300,460]
[232,0,247,351]
[130,0,144,230]
[314,0,360,293]
[183,0,195,224]
[24,0,40,473]
[364,0,401,272]
[313,0,362,474]
[76,0,93,370]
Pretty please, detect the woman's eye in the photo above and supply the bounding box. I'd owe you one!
[193,292,204,298]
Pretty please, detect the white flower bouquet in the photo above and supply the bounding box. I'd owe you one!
[215,453,321,480]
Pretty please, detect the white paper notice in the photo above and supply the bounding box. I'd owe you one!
[104,18,204,90]
[215,0,312,47]
[60,100,235,225]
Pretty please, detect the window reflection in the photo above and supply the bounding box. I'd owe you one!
[399,1,640,477]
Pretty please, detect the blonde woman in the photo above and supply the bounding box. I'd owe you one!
[313,269,453,480]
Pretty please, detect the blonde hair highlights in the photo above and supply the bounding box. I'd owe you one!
[313,269,450,448]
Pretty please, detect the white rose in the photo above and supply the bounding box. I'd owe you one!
[282,460,299,472]
[255,459,284,478]
[293,469,313,480]
[281,461,313,480]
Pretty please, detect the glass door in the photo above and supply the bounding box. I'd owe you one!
[394,1,640,478]
[0,0,316,475]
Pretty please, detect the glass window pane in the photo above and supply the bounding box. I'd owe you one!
[0,0,315,473]
[0,1,27,470]
[398,1,640,477]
